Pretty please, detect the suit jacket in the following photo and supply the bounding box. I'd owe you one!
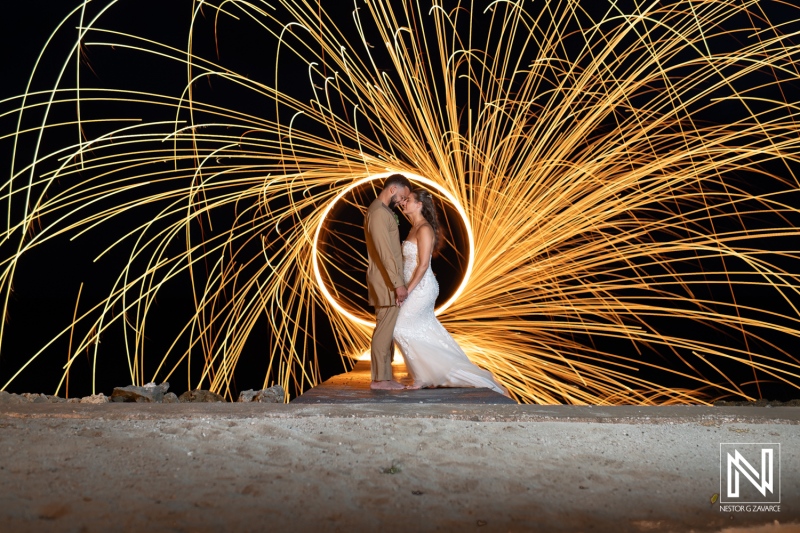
[365,198,404,307]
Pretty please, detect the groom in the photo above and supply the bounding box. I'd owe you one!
[364,174,412,390]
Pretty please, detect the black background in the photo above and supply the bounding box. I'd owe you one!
[2,1,799,402]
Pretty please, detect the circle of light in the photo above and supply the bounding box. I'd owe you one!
[312,171,475,328]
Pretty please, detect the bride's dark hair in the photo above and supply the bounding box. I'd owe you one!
[411,188,444,256]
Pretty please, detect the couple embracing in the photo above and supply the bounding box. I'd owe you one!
[364,174,508,395]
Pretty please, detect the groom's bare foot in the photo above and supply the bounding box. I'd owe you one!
[370,380,405,390]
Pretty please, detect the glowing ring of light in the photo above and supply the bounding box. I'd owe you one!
[312,171,474,327]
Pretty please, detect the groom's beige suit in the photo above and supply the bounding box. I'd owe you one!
[364,197,404,381]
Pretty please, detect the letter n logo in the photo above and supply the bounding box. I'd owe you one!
[720,443,780,504]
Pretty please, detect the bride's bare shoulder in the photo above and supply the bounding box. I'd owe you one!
[417,223,434,239]
[413,224,434,251]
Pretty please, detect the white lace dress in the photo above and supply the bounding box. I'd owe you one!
[393,241,508,395]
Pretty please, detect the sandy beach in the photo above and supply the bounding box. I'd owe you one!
[0,403,797,532]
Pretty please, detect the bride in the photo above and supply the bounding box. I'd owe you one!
[394,188,508,396]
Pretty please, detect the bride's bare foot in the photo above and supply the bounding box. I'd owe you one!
[404,383,423,390]
[370,380,406,390]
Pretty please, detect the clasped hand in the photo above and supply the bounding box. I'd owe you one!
[395,285,409,306]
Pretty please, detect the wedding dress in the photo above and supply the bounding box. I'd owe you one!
[393,240,508,395]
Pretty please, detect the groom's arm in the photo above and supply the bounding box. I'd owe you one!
[367,209,404,289]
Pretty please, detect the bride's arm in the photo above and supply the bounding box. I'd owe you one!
[406,225,434,293]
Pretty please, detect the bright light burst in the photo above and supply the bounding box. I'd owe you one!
[3,0,800,404]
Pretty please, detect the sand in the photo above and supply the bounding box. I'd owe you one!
[0,403,798,532]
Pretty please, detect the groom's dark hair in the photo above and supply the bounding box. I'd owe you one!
[382,173,412,192]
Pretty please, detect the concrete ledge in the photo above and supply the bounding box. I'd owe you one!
[2,403,799,424]
[291,360,517,404]
[2,402,798,532]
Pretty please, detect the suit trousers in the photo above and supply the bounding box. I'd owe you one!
[371,304,400,381]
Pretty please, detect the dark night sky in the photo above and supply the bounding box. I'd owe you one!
[0,1,264,397]
[2,1,799,401]
[0,0,442,398]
